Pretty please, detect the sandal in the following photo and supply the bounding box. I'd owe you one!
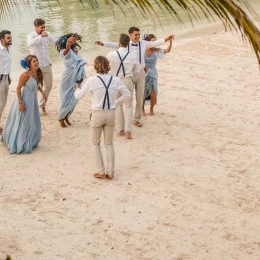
[133,122,142,127]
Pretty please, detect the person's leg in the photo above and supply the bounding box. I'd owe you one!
[0,77,9,133]
[142,100,146,116]
[91,110,106,177]
[133,70,145,126]
[123,77,134,139]
[150,89,156,115]
[39,65,53,113]
[103,109,116,178]
[115,92,124,135]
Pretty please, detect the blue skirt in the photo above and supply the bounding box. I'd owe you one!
[144,76,158,100]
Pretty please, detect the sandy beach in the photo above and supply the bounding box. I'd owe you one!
[0,29,260,260]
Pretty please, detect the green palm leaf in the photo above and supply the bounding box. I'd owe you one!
[1,0,260,64]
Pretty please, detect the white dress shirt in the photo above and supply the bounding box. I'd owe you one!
[75,74,131,110]
[0,42,12,75]
[27,31,58,67]
[104,38,165,68]
[106,47,141,77]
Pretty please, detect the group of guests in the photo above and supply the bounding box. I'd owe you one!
[0,19,173,179]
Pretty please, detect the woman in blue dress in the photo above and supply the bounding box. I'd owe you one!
[55,33,87,127]
[2,55,47,154]
[142,34,173,116]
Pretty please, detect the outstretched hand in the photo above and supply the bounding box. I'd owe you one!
[165,35,175,42]
[95,41,104,46]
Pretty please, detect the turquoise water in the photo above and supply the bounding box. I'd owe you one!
[0,0,259,75]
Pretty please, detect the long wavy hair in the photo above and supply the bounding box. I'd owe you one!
[26,55,43,86]
[55,33,82,52]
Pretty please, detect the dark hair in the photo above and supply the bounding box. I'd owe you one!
[0,30,11,39]
[34,19,45,27]
[94,56,110,74]
[145,34,156,41]
[26,55,44,86]
[119,33,130,47]
[55,33,82,52]
[128,27,140,34]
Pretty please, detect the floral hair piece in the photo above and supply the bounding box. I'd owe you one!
[20,58,29,69]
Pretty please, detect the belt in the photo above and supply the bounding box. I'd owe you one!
[0,74,10,81]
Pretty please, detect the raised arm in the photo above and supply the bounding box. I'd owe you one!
[164,39,173,53]
[48,32,58,44]
[95,40,119,49]
[16,73,30,112]
[144,35,174,49]
[27,33,42,47]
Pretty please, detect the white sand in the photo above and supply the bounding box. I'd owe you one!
[1,29,260,260]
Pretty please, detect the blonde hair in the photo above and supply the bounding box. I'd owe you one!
[94,56,110,74]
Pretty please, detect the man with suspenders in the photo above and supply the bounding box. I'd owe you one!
[95,27,174,127]
[74,56,130,179]
[106,33,141,139]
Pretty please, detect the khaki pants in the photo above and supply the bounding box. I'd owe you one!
[0,75,9,123]
[116,77,134,133]
[91,109,116,175]
[133,69,145,123]
[39,64,53,107]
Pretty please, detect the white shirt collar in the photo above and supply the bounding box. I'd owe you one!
[0,42,10,51]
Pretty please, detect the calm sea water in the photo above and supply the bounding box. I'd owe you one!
[0,0,259,76]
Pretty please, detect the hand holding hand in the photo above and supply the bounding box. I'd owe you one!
[74,84,80,91]
[95,41,104,46]
[41,31,48,38]
[165,35,175,42]
[42,92,48,102]
[19,103,26,112]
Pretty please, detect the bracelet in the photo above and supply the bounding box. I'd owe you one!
[19,101,23,104]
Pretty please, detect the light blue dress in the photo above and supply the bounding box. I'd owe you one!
[144,48,164,99]
[58,49,87,120]
[2,72,41,154]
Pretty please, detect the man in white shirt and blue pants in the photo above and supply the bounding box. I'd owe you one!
[27,18,58,114]
[106,33,141,139]
[95,26,174,127]
[0,30,12,135]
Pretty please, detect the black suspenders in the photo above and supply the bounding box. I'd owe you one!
[128,42,141,64]
[97,76,113,110]
[116,51,130,76]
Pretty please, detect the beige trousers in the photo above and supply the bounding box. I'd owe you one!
[133,69,145,123]
[0,75,9,123]
[91,109,116,175]
[116,77,134,133]
[39,64,53,107]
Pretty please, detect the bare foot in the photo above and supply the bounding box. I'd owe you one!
[150,110,155,116]
[125,132,132,139]
[142,110,146,116]
[118,130,125,135]
[94,173,105,178]
[105,174,114,179]
[59,119,67,128]
[41,107,47,115]
[64,115,72,126]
